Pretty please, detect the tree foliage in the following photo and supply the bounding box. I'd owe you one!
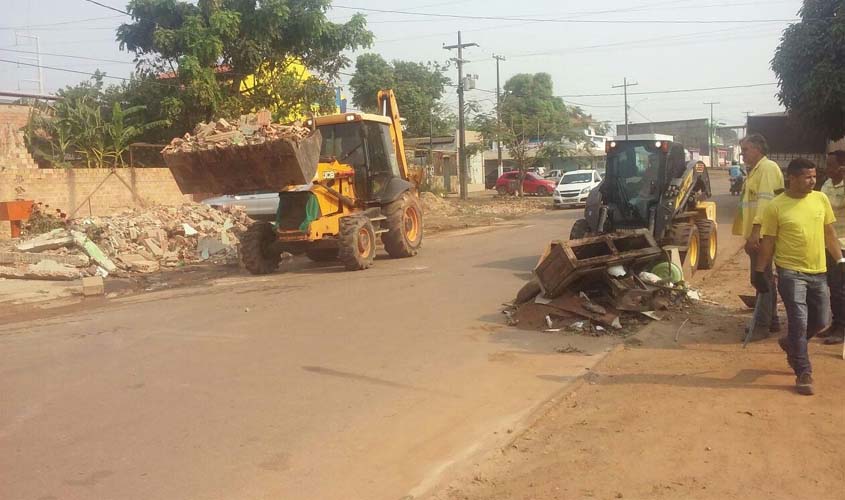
[772,1,845,140]
[116,0,373,136]
[25,75,167,168]
[472,73,592,194]
[348,53,452,137]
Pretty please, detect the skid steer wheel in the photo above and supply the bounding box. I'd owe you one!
[570,219,590,240]
[382,192,423,258]
[695,219,718,269]
[240,221,282,275]
[305,248,338,262]
[666,222,701,276]
[339,216,376,271]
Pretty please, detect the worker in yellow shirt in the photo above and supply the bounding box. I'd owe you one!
[733,134,785,339]
[755,158,845,396]
[818,150,845,344]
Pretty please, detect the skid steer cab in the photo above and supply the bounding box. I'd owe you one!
[240,90,423,274]
[569,135,718,276]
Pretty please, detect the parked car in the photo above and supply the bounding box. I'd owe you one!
[495,171,556,196]
[544,169,564,181]
[553,169,602,208]
[202,191,279,220]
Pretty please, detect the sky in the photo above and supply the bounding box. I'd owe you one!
[0,0,805,131]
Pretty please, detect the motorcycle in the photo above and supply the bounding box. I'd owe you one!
[730,176,744,196]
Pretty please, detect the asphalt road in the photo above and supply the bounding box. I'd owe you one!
[0,172,739,500]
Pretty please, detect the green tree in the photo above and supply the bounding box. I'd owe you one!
[473,73,590,195]
[772,1,845,140]
[348,54,452,137]
[116,0,373,135]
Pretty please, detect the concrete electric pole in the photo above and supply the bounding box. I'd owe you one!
[444,31,478,200]
[705,101,720,167]
[612,78,638,139]
[493,54,505,179]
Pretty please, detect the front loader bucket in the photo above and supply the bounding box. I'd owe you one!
[162,130,322,195]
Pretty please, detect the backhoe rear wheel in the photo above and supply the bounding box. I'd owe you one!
[339,216,376,271]
[695,219,718,270]
[382,192,423,258]
[240,221,281,275]
[666,222,701,276]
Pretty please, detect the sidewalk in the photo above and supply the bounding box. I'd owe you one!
[429,249,845,500]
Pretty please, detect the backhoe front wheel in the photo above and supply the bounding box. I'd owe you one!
[240,221,281,275]
[382,192,423,258]
[339,216,376,271]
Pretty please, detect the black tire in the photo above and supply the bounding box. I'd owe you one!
[338,216,376,271]
[305,248,338,262]
[496,186,509,196]
[240,221,281,275]
[382,192,423,258]
[666,222,701,275]
[536,185,548,196]
[570,219,590,240]
[695,219,718,269]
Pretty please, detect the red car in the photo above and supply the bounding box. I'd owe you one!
[495,171,556,196]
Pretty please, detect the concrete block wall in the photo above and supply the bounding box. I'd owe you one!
[0,167,193,238]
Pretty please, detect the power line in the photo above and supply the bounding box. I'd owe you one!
[0,48,134,65]
[333,5,801,24]
[0,15,125,30]
[562,82,778,98]
[473,82,779,99]
[81,0,130,16]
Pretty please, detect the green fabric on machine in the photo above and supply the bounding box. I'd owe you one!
[299,194,320,231]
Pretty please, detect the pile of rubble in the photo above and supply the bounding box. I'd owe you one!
[162,110,312,154]
[505,230,700,336]
[1,203,253,281]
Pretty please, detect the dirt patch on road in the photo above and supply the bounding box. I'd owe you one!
[421,192,553,233]
[428,251,845,500]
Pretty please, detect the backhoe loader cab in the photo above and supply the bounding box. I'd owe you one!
[570,135,718,274]
[238,90,424,274]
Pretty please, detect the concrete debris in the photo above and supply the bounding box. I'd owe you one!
[81,276,105,296]
[70,230,118,273]
[117,254,160,274]
[0,251,89,268]
[0,259,81,281]
[10,202,253,280]
[161,112,311,155]
[15,228,74,252]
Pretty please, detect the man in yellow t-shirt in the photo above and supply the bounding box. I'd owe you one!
[733,134,785,338]
[757,158,845,396]
[818,150,845,344]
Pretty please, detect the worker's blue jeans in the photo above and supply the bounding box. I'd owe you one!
[777,268,831,377]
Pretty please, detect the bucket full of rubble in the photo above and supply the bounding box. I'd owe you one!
[162,110,322,195]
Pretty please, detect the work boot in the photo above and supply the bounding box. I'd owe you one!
[823,334,845,345]
[744,324,771,342]
[816,325,840,339]
[796,372,814,396]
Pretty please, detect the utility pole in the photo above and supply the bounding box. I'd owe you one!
[15,33,44,94]
[705,101,720,168]
[444,31,478,200]
[493,54,505,178]
[612,78,637,139]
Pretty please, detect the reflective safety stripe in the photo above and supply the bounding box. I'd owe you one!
[757,192,774,200]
